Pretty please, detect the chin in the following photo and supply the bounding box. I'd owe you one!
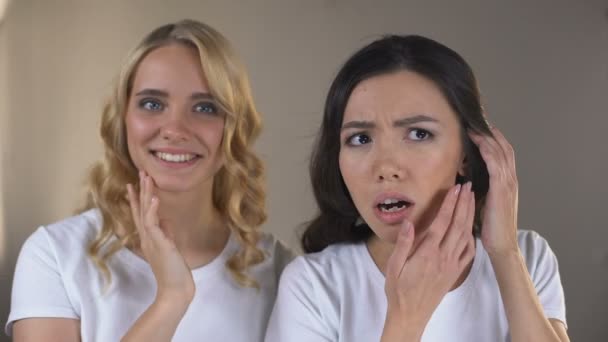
[368,221,402,245]
[147,173,199,193]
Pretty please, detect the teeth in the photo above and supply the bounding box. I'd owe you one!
[382,198,400,204]
[380,203,406,213]
[155,152,197,163]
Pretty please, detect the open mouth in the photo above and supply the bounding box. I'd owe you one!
[377,198,412,213]
[151,151,201,163]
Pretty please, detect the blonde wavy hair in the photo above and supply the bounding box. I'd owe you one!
[81,19,266,288]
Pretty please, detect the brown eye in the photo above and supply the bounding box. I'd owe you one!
[408,128,432,141]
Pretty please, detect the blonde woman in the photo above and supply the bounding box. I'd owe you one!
[6,19,293,342]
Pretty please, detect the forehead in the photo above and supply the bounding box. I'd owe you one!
[344,70,458,124]
[131,43,209,92]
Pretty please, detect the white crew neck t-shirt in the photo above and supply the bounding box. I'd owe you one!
[265,230,566,342]
[6,209,295,341]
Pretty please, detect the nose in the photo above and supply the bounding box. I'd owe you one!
[161,114,190,143]
[374,146,404,182]
[376,164,403,181]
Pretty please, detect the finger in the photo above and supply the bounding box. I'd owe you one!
[144,196,165,241]
[467,191,475,234]
[453,190,476,258]
[385,220,415,280]
[458,236,476,270]
[492,127,515,161]
[469,130,502,159]
[126,183,145,238]
[138,171,146,225]
[141,172,151,216]
[489,127,516,170]
[440,182,472,252]
[469,132,506,180]
[427,183,461,243]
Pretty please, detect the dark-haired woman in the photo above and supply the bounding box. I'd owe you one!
[265,35,569,342]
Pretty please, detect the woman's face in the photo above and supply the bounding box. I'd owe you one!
[339,70,465,243]
[125,43,225,193]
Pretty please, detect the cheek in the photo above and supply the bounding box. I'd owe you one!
[208,119,225,149]
[124,115,139,151]
[124,112,151,144]
[338,150,368,203]
[199,118,226,160]
[415,144,462,183]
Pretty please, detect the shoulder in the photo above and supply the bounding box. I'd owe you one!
[516,229,560,278]
[21,209,102,261]
[516,229,555,260]
[39,209,102,249]
[280,242,364,286]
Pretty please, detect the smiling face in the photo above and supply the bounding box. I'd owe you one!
[125,43,225,194]
[339,70,465,243]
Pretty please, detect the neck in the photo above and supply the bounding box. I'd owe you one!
[366,234,475,291]
[155,186,229,257]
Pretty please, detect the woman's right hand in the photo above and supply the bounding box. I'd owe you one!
[126,171,195,306]
[381,182,476,342]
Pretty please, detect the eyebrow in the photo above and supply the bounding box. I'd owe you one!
[341,114,439,131]
[134,89,214,100]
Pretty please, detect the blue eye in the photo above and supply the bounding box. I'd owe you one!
[408,128,432,141]
[139,99,164,111]
[194,102,218,114]
[347,133,371,146]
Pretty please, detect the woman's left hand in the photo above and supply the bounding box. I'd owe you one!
[469,126,519,256]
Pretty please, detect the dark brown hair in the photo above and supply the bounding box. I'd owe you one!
[302,35,492,253]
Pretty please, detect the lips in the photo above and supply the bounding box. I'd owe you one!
[149,148,202,168]
[373,192,415,225]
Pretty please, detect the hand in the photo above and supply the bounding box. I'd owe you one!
[381,183,476,341]
[126,171,195,304]
[469,127,519,255]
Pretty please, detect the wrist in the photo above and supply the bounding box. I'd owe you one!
[486,246,521,261]
[155,290,194,313]
[381,309,423,342]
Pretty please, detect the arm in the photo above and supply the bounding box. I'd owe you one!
[489,250,569,342]
[470,127,569,342]
[121,173,195,341]
[13,319,80,342]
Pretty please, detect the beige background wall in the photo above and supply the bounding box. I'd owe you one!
[1,0,607,340]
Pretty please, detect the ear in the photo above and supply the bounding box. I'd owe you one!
[457,153,467,179]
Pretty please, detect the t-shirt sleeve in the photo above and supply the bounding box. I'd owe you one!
[265,257,334,342]
[5,227,79,336]
[520,230,567,327]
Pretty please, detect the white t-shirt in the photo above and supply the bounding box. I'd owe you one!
[265,230,566,342]
[6,209,295,341]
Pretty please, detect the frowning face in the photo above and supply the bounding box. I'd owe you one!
[339,70,465,243]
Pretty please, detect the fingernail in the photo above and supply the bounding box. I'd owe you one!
[466,182,472,191]
[454,184,462,195]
